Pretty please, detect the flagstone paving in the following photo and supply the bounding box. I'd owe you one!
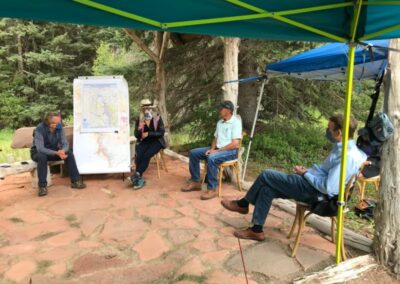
[0,156,335,283]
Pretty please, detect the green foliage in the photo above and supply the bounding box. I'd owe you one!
[37,260,53,274]
[0,93,27,128]
[0,19,105,127]
[189,101,219,143]
[245,116,330,172]
[0,129,30,163]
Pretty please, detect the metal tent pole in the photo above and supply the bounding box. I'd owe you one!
[242,77,268,181]
[335,43,356,264]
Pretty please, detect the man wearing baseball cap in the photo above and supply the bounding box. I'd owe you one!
[181,100,242,200]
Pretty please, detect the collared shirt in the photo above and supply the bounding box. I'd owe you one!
[34,126,69,156]
[214,115,242,149]
[304,140,367,197]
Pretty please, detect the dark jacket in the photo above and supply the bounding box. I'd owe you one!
[31,122,65,157]
[134,116,166,149]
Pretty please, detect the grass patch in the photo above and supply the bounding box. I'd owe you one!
[175,274,206,283]
[141,216,152,225]
[0,129,30,163]
[8,217,24,224]
[37,260,53,274]
[159,192,169,198]
[64,268,74,278]
[34,231,60,241]
[65,214,80,228]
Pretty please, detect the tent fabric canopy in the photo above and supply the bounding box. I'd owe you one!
[266,40,388,81]
[1,1,400,43]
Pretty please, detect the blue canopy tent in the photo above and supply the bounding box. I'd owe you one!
[267,40,388,81]
[242,40,389,182]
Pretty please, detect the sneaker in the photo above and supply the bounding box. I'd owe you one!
[38,187,48,197]
[71,180,86,189]
[133,178,146,190]
[128,175,138,186]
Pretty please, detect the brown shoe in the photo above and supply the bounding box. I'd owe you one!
[234,228,265,241]
[221,200,249,215]
[200,190,218,200]
[181,181,202,192]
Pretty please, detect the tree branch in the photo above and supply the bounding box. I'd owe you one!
[124,28,159,63]
[159,32,170,61]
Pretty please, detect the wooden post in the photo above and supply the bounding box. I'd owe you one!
[374,38,400,275]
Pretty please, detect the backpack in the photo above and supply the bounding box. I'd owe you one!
[354,199,376,221]
[367,112,394,145]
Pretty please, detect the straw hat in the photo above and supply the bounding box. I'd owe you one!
[140,99,156,108]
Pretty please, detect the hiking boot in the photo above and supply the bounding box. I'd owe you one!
[71,180,86,189]
[181,181,202,192]
[221,200,249,214]
[133,178,146,190]
[200,190,218,200]
[38,187,48,197]
[234,228,265,241]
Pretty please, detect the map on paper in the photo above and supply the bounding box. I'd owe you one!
[81,83,119,133]
[73,76,131,174]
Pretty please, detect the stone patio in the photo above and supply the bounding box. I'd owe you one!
[0,156,336,283]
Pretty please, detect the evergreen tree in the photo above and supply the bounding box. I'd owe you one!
[0,19,106,128]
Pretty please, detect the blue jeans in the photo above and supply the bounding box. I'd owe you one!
[32,150,80,188]
[245,169,322,226]
[189,146,237,190]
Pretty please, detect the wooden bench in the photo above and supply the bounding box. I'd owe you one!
[0,126,73,187]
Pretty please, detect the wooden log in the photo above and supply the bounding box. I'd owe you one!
[0,160,37,179]
[0,160,65,179]
[293,254,377,284]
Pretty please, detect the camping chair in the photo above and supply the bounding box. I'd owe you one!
[154,149,168,178]
[201,133,245,197]
[356,163,381,201]
[287,174,356,259]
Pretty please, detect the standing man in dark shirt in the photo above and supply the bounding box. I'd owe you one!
[128,99,166,190]
[31,112,86,197]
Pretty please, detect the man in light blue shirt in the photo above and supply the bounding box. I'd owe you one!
[221,113,367,241]
[182,100,242,200]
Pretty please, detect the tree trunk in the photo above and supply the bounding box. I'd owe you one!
[374,38,400,275]
[222,37,240,183]
[16,34,24,73]
[238,61,259,130]
[124,29,171,143]
[222,37,240,113]
[156,61,169,128]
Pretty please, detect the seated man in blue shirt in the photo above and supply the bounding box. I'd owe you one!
[182,100,242,200]
[221,113,367,241]
[31,112,86,197]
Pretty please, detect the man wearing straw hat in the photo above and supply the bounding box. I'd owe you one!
[128,99,166,189]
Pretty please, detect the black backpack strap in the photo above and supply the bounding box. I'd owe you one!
[365,72,384,127]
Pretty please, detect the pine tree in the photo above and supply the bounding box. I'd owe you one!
[0,19,106,128]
